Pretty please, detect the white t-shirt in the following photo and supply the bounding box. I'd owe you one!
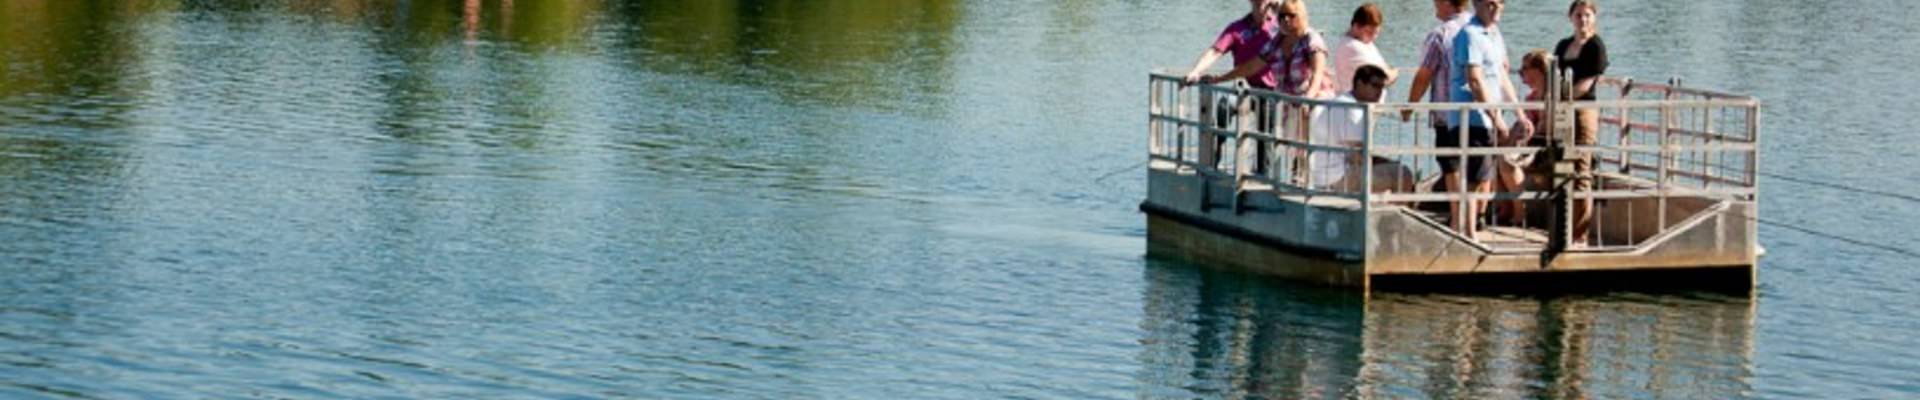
[1310,94,1367,190]
[1333,34,1390,93]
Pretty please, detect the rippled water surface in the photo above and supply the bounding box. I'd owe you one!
[1,0,1915,398]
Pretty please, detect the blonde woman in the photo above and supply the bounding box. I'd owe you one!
[1203,0,1333,182]
[1202,0,1333,99]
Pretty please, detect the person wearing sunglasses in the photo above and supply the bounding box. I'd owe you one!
[1203,0,1334,181]
[1208,0,1333,98]
[1493,49,1554,227]
[1309,64,1396,193]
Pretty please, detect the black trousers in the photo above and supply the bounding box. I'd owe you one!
[1212,95,1276,174]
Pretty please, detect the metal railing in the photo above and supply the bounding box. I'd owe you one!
[1147,70,1761,250]
[1146,73,1380,204]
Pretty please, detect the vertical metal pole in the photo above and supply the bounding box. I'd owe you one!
[1457,113,1469,236]
[1292,101,1306,187]
[1232,90,1251,214]
[1150,78,1164,158]
[1546,58,1575,261]
[1167,82,1182,163]
[1705,105,1717,189]
[1362,104,1376,206]
[1242,92,1257,182]
[1658,80,1676,233]
[1748,105,1761,190]
[1748,103,1763,260]
[1299,102,1312,190]
[1361,103,1377,274]
[1192,84,1210,212]
[1199,86,1215,167]
[1615,79,1634,174]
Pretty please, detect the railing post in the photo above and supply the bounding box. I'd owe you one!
[1615,78,1634,174]
[1362,104,1376,207]
[1175,82,1190,163]
[1546,57,1575,262]
[1247,93,1260,182]
[1232,88,1250,214]
[1296,102,1309,189]
[1176,82,1187,163]
[1658,78,1679,234]
[1190,85,1205,168]
[1704,104,1717,190]
[1748,103,1763,259]
[1150,77,1164,158]
[1748,104,1761,191]
[1456,116,1469,237]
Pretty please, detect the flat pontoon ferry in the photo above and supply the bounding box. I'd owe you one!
[1142,65,1761,291]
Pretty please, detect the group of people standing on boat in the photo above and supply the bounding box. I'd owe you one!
[1181,0,1608,245]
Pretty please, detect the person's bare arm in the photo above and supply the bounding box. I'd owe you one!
[1345,138,1366,183]
[1464,65,1507,137]
[1572,76,1599,100]
[1300,51,1327,95]
[1402,67,1434,121]
[1203,58,1269,85]
[1500,65,1528,143]
[1183,49,1226,84]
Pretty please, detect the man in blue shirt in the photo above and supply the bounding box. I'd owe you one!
[1442,0,1526,237]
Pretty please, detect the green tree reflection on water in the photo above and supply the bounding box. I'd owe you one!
[279,0,964,108]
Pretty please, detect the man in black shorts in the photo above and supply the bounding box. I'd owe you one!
[1441,0,1524,237]
[1434,123,1494,230]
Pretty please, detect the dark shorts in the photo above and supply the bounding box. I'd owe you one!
[1434,125,1493,184]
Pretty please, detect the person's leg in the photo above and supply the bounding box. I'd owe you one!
[1471,153,1492,229]
[1570,108,1600,245]
[1209,95,1230,170]
[1213,135,1228,170]
[1435,125,1466,230]
[1369,157,1410,194]
[1496,158,1526,226]
[1253,96,1273,176]
[1286,104,1307,184]
[1463,127,1495,238]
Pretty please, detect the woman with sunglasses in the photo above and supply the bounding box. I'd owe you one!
[1204,0,1334,183]
[1204,0,1333,99]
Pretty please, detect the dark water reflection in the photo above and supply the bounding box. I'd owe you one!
[0,0,1912,398]
[1138,262,1755,399]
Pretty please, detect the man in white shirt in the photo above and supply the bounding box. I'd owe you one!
[1311,65,1396,193]
[1332,3,1396,94]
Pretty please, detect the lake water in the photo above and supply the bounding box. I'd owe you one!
[1,0,1914,398]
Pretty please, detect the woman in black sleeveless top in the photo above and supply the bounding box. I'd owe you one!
[1555,1,1608,101]
[1556,0,1606,246]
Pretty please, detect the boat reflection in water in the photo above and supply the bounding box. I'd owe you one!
[1135,258,1756,399]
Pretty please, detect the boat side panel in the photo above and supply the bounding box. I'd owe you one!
[1145,213,1366,287]
[1145,166,1366,256]
[1365,202,1757,275]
